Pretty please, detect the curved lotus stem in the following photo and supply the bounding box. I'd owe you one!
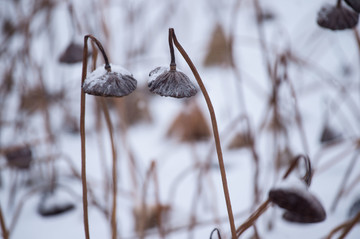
[80,34,112,239]
[170,28,237,239]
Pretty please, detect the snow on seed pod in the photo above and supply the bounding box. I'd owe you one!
[269,187,326,223]
[317,3,359,30]
[345,0,360,13]
[148,66,197,98]
[82,64,137,97]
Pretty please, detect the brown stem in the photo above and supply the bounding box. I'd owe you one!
[80,35,90,239]
[339,212,360,239]
[236,199,271,237]
[86,34,111,71]
[282,154,312,187]
[100,98,118,239]
[80,34,113,239]
[170,28,236,239]
[0,205,9,239]
[336,0,342,8]
[168,28,176,70]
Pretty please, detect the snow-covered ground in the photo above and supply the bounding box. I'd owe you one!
[1,0,360,238]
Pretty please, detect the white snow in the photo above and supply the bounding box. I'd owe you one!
[1,0,360,238]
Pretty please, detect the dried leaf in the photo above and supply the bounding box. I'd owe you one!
[133,204,171,232]
[203,24,232,67]
[227,131,253,150]
[167,101,210,142]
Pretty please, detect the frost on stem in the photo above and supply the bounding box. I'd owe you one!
[317,3,359,30]
[82,64,137,97]
[148,66,197,98]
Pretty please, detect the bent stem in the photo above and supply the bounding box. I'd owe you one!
[100,98,118,239]
[170,28,236,238]
[80,34,113,239]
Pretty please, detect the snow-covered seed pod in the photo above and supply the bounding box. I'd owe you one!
[269,188,326,223]
[82,64,137,97]
[148,66,197,98]
[317,4,359,30]
[345,0,360,13]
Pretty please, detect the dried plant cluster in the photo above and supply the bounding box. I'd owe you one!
[1,0,360,239]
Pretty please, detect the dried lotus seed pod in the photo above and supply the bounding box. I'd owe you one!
[82,64,137,97]
[269,188,326,223]
[148,66,197,98]
[317,4,359,30]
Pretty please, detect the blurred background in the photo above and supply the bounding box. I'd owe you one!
[0,0,360,238]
